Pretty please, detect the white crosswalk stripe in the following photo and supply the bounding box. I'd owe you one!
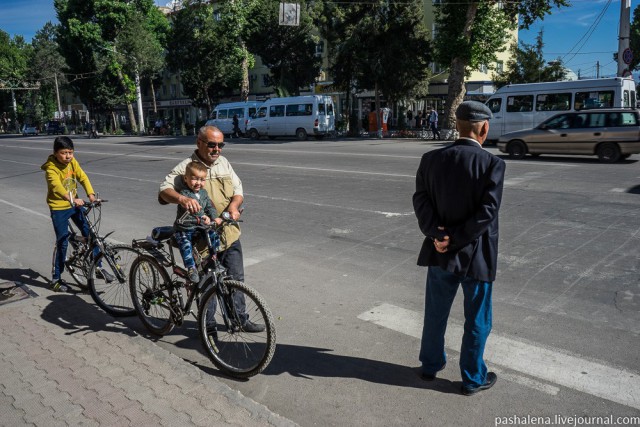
[358,303,639,409]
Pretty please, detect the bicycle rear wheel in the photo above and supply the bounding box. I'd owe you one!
[129,255,175,336]
[198,280,276,378]
[89,245,140,317]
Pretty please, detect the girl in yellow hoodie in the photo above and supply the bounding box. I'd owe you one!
[41,136,97,292]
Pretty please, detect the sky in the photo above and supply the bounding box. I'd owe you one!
[0,0,634,80]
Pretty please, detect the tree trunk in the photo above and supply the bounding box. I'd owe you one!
[443,1,479,130]
[240,42,250,102]
[150,80,157,114]
[115,67,138,133]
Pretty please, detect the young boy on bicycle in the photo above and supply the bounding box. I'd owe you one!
[42,136,112,292]
[174,161,222,283]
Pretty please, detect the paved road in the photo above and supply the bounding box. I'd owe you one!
[0,134,639,426]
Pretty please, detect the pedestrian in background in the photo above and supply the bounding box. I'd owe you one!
[415,111,422,129]
[413,100,506,396]
[428,106,440,140]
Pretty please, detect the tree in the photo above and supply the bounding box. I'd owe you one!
[629,4,640,72]
[167,0,251,114]
[493,29,566,88]
[246,0,321,96]
[0,30,33,131]
[315,0,431,130]
[433,0,569,129]
[29,22,68,124]
[55,0,168,132]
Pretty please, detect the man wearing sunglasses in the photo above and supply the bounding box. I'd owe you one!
[159,125,264,333]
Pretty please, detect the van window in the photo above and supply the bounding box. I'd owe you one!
[217,109,228,119]
[270,105,285,117]
[249,107,257,117]
[487,98,501,114]
[536,93,571,111]
[327,103,334,115]
[210,111,217,119]
[624,90,631,108]
[318,103,325,115]
[256,107,267,118]
[229,107,244,118]
[575,91,613,110]
[620,112,638,126]
[506,95,533,113]
[286,104,313,116]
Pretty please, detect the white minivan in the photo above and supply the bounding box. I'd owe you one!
[205,101,263,136]
[246,95,335,140]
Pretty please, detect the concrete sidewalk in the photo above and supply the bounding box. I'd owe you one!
[0,259,296,426]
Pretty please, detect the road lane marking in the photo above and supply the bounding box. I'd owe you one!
[245,193,413,217]
[0,198,49,219]
[358,303,639,409]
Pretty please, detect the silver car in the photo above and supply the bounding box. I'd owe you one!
[497,109,640,163]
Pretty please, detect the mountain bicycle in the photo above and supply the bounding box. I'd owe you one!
[52,177,139,316]
[129,213,276,378]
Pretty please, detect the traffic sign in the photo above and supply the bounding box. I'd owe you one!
[622,48,633,65]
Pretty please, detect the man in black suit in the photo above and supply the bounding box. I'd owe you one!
[413,101,506,396]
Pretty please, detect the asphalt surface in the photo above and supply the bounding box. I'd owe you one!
[0,133,639,426]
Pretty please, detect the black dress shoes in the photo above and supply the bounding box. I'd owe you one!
[461,372,497,396]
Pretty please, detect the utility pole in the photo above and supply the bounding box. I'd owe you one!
[617,0,631,77]
[54,73,63,120]
[596,61,600,79]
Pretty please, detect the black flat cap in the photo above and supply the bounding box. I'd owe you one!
[455,101,493,122]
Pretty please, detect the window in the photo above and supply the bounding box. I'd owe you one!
[262,74,270,87]
[620,112,638,126]
[229,107,244,118]
[318,103,325,114]
[496,61,504,74]
[170,84,177,97]
[269,105,285,117]
[210,111,217,120]
[543,114,571,129]
[256,107,267,118]
[487,98,502,114]
[248,107,257,117]
[632,91,637,108]
[536,93,571,111]
[217,109,228,119]
[315,41,324,57]
[586,113,606,127]
[623,90,631,108]
[478,64,488,74]
[286,104,312,116]
[327,103,334,115]
[506,95,533,112]
[575,91,614,110]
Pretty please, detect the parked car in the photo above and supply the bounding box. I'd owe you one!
[497,108,640,163]
[22,124,39,136]
[46,121,64,135]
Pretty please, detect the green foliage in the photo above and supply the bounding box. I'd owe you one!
[315,0,431,104]
[493,29,566,87]
[246,0,321,96]
[630,5,640,71]
[432,0,569,127]
[167,0,249,112]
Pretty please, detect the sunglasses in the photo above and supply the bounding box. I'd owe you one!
[204,141,225,149]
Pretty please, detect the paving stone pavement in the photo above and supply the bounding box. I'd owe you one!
[0,277,296,427]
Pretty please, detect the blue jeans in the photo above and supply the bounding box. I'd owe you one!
[175,229,219,269]
[50,207,96,280]
[206,239,247,326]
[419,266,492,388]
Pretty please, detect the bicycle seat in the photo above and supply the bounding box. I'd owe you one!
[152,226,175,241]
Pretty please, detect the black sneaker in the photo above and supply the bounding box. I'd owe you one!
[461,372,498,396]
[50,279,70,293]
[187,267,200,283]
[241,320,265,333]
[96,268,115,283]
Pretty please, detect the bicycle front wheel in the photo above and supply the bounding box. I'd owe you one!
[129,255,175,336]
[89,245,140,317]
[198,280,276,378]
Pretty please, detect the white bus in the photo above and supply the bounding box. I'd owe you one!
[246,95,335,140]
[485,77,637,141]
[205,101,263,136]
